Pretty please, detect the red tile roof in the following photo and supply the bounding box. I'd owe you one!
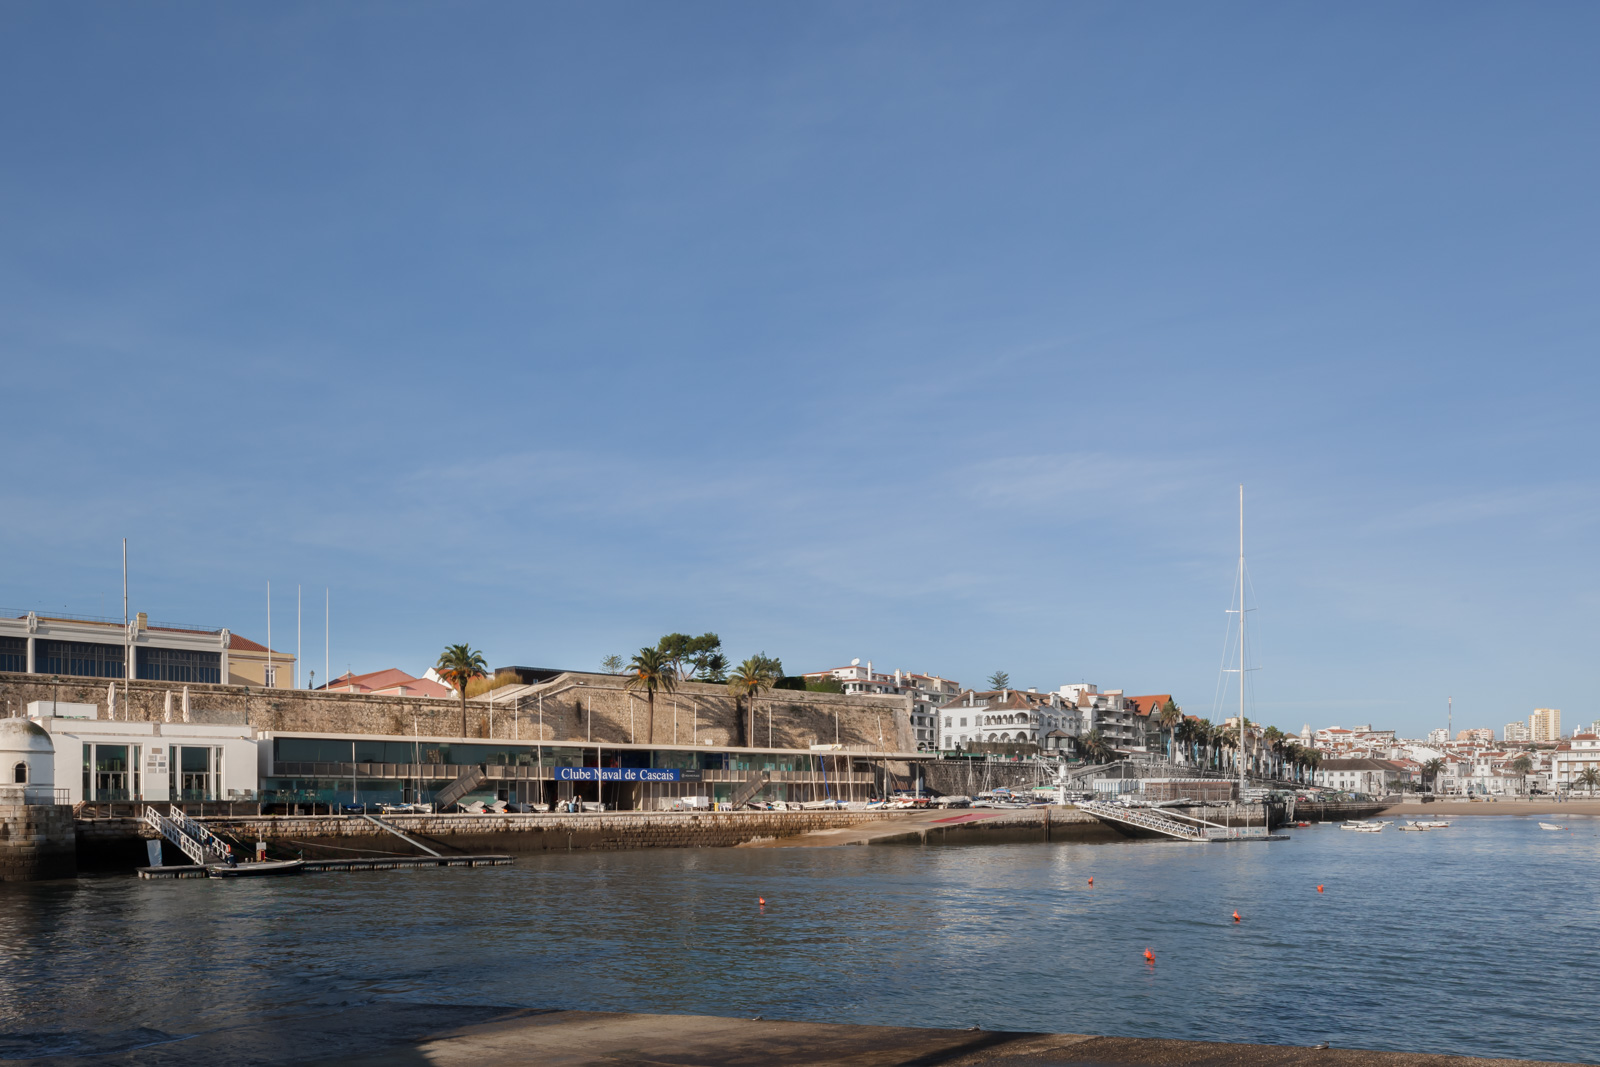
[228,633,292,656]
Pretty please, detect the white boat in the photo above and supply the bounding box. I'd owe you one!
[1397,823,1429,831]
[1341,819,1385,830]
[1354,823,1384,832]
[1415,820,1449,828]
[1539,822,1566,831]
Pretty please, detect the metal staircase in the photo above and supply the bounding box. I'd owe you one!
[432,765,487,811]
[1077,800,1268,842]
[1076,800,1207,841]
[728,771,770,808]
[143,806,233,865]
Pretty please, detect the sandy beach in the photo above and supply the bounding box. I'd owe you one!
[1379,799,1600,817]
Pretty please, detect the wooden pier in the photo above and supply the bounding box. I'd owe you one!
[136,853,513,879]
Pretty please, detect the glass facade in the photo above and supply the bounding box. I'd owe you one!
[137,647,222,684]
[82,742,141,801]
[0,636,24,673]
[170,745,218,801]
[37,640,125,679]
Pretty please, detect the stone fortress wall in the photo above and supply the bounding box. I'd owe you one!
[0,670,915,751]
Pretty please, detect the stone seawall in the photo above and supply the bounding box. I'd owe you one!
[0,670,912,750]
[78,809,921,867]
[0,802,76,881]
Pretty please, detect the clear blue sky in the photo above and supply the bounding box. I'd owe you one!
[4,3,1597,738]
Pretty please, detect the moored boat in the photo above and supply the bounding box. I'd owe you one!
[1538,822,1566,831]
[206,859,305,878]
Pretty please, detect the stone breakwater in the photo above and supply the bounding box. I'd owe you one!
[0,799,76,881]
[317,1008,1582,1067]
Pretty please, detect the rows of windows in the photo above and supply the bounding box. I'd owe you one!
[0,636,23,674]
[36,640,125,679]
[270,737,871,774]
[136,647,222,684]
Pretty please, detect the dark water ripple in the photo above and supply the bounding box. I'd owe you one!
[0,814,1597,1064]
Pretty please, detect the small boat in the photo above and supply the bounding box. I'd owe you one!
[1414,820,1450,829]
[1397,823,1429,832]
[1538,822,1567,831]
[206,859,304,878]
[1354,823,1384,833]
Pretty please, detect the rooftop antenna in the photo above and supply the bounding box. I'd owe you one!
[325,588,330,691]
[296,585,301,689]
[267,581,272,688]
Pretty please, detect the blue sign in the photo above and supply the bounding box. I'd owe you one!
[554,767,685,782]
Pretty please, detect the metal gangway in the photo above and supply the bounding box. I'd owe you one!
[143,805,233,865]
[1077,800,1268,842]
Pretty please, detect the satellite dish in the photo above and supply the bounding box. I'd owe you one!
[851,658,860,666]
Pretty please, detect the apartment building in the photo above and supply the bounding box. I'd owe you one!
[1551,733,1600,792]
[1504,721,1529,743]
[1529,708,1561,742]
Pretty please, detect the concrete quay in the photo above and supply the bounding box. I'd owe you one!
[316,1008,1579,1067]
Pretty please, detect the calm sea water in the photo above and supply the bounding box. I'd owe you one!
[1,815,1597,1065]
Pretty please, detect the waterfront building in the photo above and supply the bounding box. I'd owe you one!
[1529,708,1561,743]
[939,687,1080,752]
[1550,733,1600,792]
[0,611,293,689]
[1313,758,1404,795]
[29,711,257,804]
[1057,685,1144,750]
[257,731,912,810]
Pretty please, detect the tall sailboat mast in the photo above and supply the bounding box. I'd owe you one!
[1238,485,1247,798]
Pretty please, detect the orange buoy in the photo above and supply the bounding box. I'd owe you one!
[1316,885,1324,893]
[1143,948,1155,963]
[758,897,766,906]
[1232,911,1241,923]
[1087,877,1093,885]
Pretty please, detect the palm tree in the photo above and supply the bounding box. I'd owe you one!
[1158,699,1182,762]
[1509,755,1532,793]
[625,646,677,745]
[1576,766,1600,796]
[436,644,488,737]
[728,655,780,747]
[1421,757,1446,793]
[1079,729,1114,764]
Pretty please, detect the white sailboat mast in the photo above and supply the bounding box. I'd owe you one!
[1239,484,1247,798]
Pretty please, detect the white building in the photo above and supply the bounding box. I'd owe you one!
[1504,721,1529,743]
[1427,728,1449,744]
[29,707,257,804]
[1551,733,1600,793]
[1314,758,1403,795]
[939,688,1081,752]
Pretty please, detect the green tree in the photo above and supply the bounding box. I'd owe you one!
[698,651,729,684]
[728,654,781,747]
[1576,766,1600,795]
[626,646,677,745]
[656,632,724,680]
[435,643,488,738]
[599,654,624,674]
[987,670,1010,691]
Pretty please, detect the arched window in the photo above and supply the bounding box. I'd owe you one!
[12,762,26,784]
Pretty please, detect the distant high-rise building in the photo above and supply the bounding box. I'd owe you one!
[1504,721,1529,743]
[1529,708,1561,742]
[1427,728,1449,744]
[1457,728,1494,743]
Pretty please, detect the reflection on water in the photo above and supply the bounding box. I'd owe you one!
[1,815,1596,1064]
